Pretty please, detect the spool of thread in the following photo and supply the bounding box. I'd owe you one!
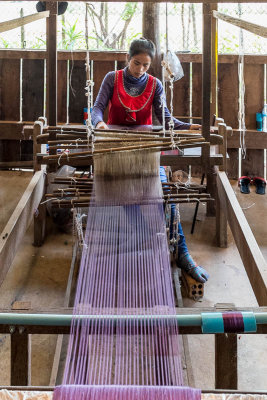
[256,112,263,131]
[83,107,88,125]
[262,104,267,132]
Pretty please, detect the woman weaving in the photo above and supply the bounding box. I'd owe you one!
[91,38,209,284]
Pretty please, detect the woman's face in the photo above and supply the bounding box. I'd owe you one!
[128,53,152,78]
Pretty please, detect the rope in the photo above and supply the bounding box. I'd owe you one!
[237,4,246,160]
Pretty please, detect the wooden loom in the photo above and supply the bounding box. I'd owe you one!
[0,0,267,396]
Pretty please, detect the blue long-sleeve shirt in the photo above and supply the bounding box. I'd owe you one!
[91,67,190,130]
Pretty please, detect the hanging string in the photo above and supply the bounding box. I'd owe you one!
[85,2,95,154]
[238,4,246,160]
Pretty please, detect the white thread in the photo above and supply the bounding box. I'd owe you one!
[58,150,69,166]
[40,197,59,205]
[241,203,255,210]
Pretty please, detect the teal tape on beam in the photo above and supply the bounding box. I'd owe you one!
[242,311,257,333]
[201,312,224,333]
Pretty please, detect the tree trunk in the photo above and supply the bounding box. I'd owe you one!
[142,3,161,79]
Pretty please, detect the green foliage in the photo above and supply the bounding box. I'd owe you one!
[60,19,84,50]
[0,38,10,48]
[121,3,137,21]
[30,37,46,49]
[219,31,239,54]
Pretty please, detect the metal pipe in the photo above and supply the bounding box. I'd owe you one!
[0,312,266,327]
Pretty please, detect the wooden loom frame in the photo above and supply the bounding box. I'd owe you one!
[0,0,267,394]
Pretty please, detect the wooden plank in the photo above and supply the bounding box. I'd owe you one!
[216,189,228,248]
[0,59,20,121]
[11,332,31,386]
[192,63,202,123]
[215,333,237,389]
[242,63,265,178]
[0,161,33,168]
[244,64,264,130]
[218,63,239,179]
[38,153,223,168]
[93,60,115,123]
[217,171,267,306]
[242,149,265,177]
[0,170,45,287]
[0,50,266,65]
[213,10,267,39]
[57,60,67,123]
[218,63,239,129]
[166,63,190,119]
[0,122,32,140]
[0,141,20,162]
[227,149,239,180]
[227,130,267,149]
[20,141,33,161]
[46,2,58,126]
[22,59,44,121]
[0,11,49,33]
[0,60,21,162]
[5,0,267,3]
[68,60,87,124]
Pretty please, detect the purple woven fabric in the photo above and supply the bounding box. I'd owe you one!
[53,151,201,400]
[54,385,201,400]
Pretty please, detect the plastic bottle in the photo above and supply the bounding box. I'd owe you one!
[262,104,267,132]
[256,112,263,131]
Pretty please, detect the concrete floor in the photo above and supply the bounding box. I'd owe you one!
[0,172,266,390]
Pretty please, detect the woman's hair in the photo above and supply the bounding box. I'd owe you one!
[128,38,156,60]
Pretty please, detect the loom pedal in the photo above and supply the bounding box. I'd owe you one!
[181,270,204,300]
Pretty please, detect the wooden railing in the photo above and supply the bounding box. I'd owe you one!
[0,50,266,177]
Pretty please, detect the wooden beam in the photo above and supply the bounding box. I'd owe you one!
[215,333,237,389]
[0,171,45,287]
[11,331,31,386]
[217,171,267,306]
[0,122,32,140]
[0,50,266,65]
[0,11,49,34]
[213,10,267,39]
[5,0,267,3]
[227,129,267,150]
[0,161,33,168]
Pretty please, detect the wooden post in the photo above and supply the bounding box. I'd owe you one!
[210,4,218,119]
[46,2,58,126]
[11,330,31,386]
[33,195,47,247]
[218,123,227,172]
[216,173,228,248]
[142,3,161,79]
[33,121,43,172]
[202,4,214,216]
[215,333,238,389]
[215,142,228,247]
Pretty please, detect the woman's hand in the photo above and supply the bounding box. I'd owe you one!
[190,124,201,130]
[96,121,109,130]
